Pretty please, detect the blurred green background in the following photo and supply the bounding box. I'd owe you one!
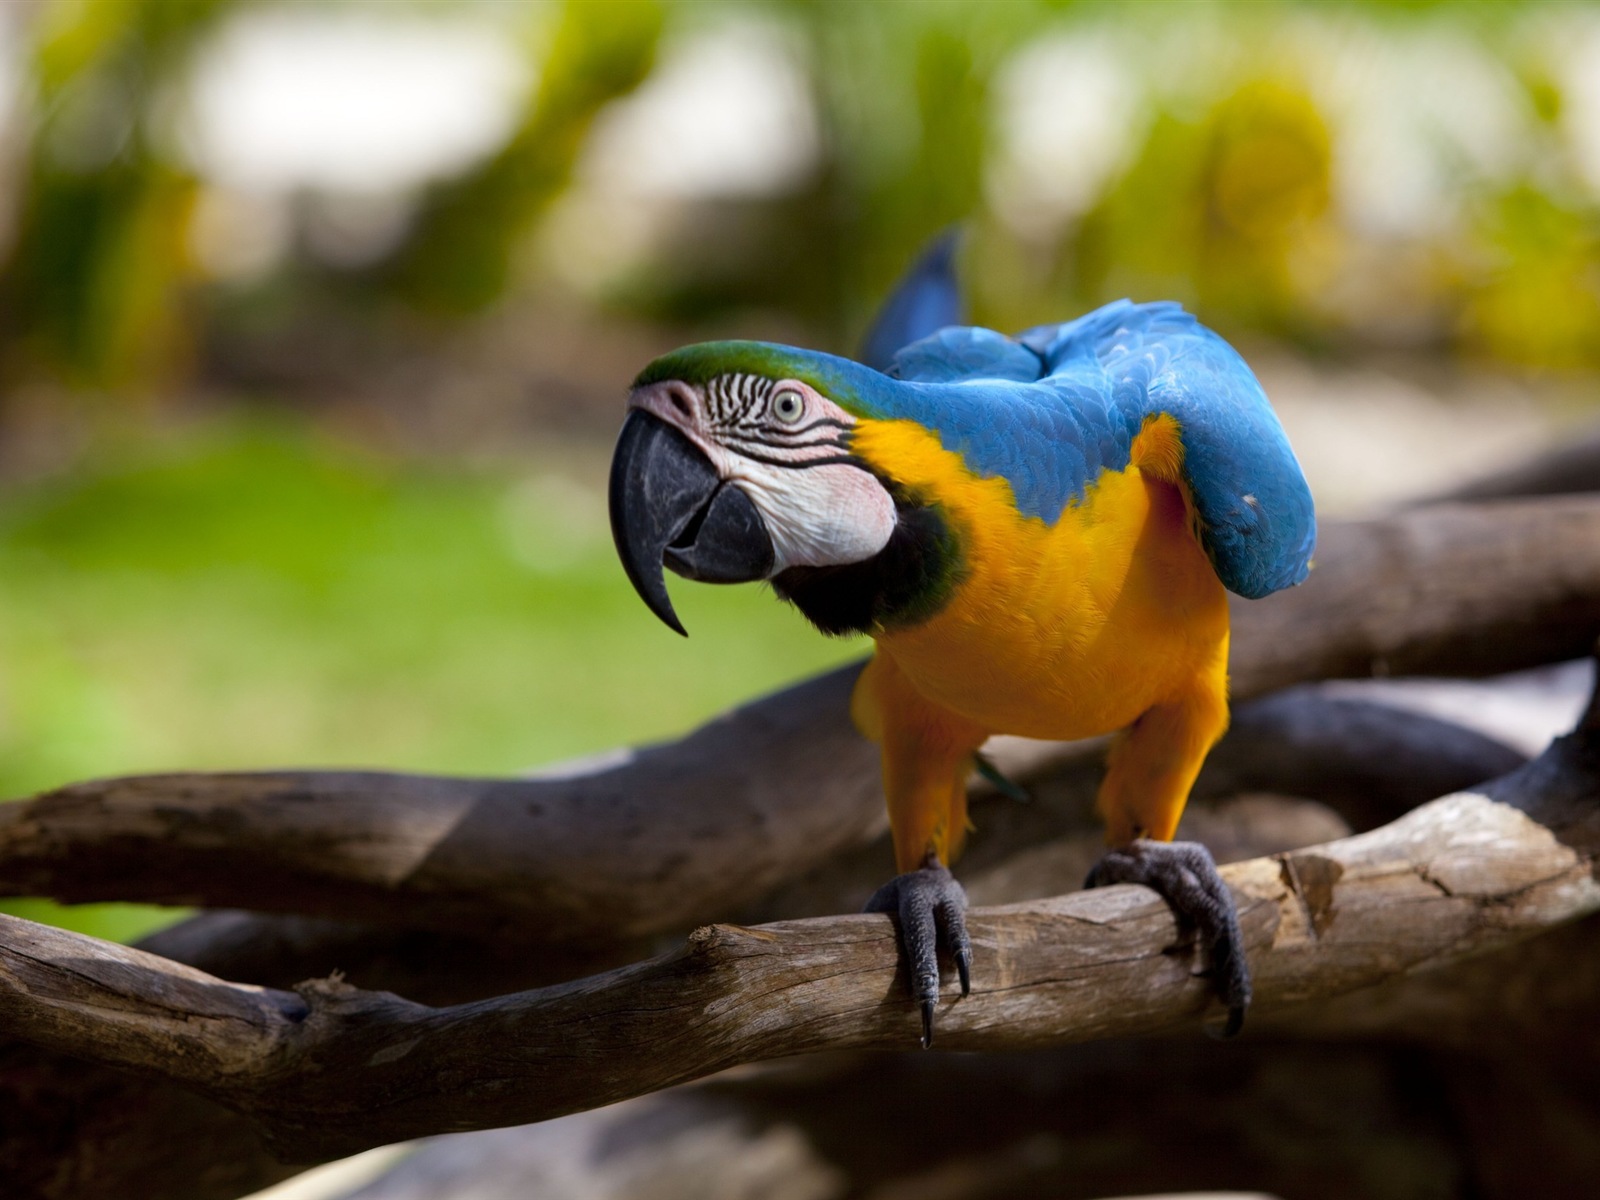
[1,0,1597,942]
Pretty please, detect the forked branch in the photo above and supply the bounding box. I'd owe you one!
[3,710,1598,1162]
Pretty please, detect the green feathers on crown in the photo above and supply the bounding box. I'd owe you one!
[632,340,886,418]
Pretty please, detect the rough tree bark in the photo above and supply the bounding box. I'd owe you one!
[2,683,1598,1164]
[0,683,1535,1200]
[1,483,1599,1199]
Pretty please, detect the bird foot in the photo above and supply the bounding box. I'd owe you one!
[865,853,971,1048]
[1085,839,1251,1037]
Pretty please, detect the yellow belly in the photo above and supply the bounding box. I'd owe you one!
[853,416,1230,742]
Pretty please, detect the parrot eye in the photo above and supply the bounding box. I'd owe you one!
[772,389,805,425]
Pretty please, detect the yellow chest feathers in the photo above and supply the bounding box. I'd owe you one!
[850,415,1231,741]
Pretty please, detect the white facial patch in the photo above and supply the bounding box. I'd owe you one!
[629,376,896,573]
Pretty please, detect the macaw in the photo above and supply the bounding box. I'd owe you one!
[608,236,1315,1045]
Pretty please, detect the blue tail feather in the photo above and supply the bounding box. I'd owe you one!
[859,230,965,372]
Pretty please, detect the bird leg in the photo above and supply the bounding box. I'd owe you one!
[1085,839,1251,1036]
[865,852,971,1048]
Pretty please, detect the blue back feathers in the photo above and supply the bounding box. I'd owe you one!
[865,300,1316,600]
[639,299,1315,599]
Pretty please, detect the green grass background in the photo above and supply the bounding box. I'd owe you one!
[0,416,865,942]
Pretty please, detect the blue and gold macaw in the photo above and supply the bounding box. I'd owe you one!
[609,237,1315,1044]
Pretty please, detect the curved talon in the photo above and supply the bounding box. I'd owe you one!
[865,858,971,1047]
[936,890,972,998]
[1086,838,1251,1034]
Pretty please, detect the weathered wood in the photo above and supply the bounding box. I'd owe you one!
[113,688,1521,1001]
[0,668,884,940]
[2,713,1597,1164]
[3,497,1598,939]
[134,910,641,1005]
[1,685,1526,1200]
[1230,497,1600,698]
[12,914,1600,1200]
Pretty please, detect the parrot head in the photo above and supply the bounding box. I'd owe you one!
[609,341,957,637]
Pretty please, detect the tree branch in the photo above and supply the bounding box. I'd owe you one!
[1,683,1531,1200]
[1226,495,1600,696]
[1425,420,1600,503]
[3,711,1598,1163]
[4,496,1600,938]
[0,668,883,940]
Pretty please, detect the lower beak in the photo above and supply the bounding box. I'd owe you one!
[608,410,775,636]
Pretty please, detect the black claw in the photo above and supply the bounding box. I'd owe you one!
[865,860,972,1046]
[1085,839,1251,1034]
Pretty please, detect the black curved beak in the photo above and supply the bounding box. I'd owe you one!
[608,409,775,636]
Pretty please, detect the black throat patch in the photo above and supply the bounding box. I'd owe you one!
[771,494,962,636]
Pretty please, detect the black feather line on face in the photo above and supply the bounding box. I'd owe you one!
[774,417,852,438]
[720,434,853,465]
[732,451,864,471]
[720,413,854,469]
[721,429,850,449]
[771,487,963,637]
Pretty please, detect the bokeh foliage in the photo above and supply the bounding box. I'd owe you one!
[0,0,228,389]
[1,0,1598,389]
[387,0,663,313]
[1072,78,1335,343]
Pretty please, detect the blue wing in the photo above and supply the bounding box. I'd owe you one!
[1071,304,1317,599]
[879,300,1315,599]
[859,230,965,372]
[887,325,1041,383]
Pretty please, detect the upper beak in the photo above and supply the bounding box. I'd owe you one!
[608,409,775,636]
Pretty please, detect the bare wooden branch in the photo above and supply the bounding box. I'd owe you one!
[1196,685,1528,829]
[0,789,1336,1200]
[11,914,1600,1200]
[1426,420,1600,503]
[4,684,1529,1200]
[3,716,1597,1163]
[1228,496,1600,696]
[5,421,1599,1200]
[0,668,884,940]
[133,910,629,1004]
[120,688,1514,1002]
[4,496,1600,939]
